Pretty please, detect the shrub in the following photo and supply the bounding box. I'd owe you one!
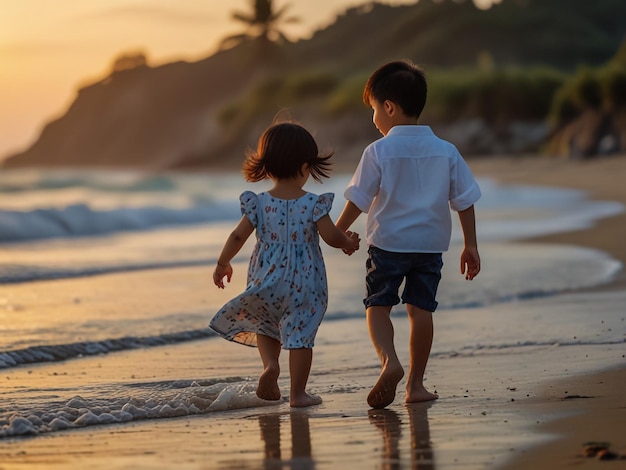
[427,67,564,125]
[549,86,580,125]
[286,72,339,100]
[598,64,626,109]
[325,73,369,115]
[548,46,626,126]
[571,67,603,109]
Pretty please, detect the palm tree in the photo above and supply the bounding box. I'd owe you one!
[220,0,299,50]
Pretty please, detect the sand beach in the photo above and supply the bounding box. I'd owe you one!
[470,155,626,469]
[0,155,624,469]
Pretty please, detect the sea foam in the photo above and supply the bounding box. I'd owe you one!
[0,380,281,438]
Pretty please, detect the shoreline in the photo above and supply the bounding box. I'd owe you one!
[469,154,626,290]
[470,154,626,469]
[0,155,623,469]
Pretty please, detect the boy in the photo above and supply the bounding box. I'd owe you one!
[336,60,481,409]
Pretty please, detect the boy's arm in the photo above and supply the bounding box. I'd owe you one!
[458,205,480,280]
[335,201,363,232]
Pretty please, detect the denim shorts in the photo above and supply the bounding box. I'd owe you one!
[364,246,443,312]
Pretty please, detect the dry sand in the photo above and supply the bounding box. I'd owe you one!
[0,154,624,469]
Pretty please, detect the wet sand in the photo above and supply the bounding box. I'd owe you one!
[471,154,626,469]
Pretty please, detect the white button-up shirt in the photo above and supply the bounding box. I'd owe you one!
[344,125,481,253]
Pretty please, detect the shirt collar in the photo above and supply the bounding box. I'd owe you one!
[386,125,433,137]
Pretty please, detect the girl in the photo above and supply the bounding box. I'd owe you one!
[210,122,360,408]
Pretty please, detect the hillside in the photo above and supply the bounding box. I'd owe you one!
[4,0,625,169]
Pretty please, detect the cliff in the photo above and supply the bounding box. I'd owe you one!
[4,0,625,169]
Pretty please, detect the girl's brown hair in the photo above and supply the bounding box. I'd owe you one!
[242,122,333,183]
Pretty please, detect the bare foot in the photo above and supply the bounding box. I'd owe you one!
[367,365,405,409]
[405,386,438,404]
[290,392,322,408]
[257,366,281,401]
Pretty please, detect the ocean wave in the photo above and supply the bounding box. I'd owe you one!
[0,169,245,243]
[0,258,214,284]
[0,169,182,193]
[0,203,234,243]
[0,329,217,370]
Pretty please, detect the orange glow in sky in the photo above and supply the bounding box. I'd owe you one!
[0,0,497,160]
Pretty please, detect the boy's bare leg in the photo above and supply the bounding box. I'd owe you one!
[366,306,405,409]
[289,347,322,407]
[256,333,282,400]
[405,305,438,403]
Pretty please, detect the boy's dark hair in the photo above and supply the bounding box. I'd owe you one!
[243,122,333,183]
[362,60,427,119]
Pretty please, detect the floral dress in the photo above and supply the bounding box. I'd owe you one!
[209,190,334,349]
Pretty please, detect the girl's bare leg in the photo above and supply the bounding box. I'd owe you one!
[289,348,322,407]
[256,334,282,400]
[366,306,405,409]
[405,305,438,403]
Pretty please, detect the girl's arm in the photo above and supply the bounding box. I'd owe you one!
[458,205,480,280]
[316,214,360,255]
[213,215,255,288]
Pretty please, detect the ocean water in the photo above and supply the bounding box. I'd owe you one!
[0,168,623,439]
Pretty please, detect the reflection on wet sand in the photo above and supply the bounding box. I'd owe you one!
[368,403,435,469]
[259,413,281,464]
[258,411,315,470]
[256,403,433,469]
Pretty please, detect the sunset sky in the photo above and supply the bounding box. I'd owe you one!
[0,0,497,160]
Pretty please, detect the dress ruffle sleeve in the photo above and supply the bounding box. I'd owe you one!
[240,191,258,226]
[312,192,334,222]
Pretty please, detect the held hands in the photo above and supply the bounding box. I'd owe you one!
[342,231,361,255]
[460,246,480,281]
[213,262,233,289]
